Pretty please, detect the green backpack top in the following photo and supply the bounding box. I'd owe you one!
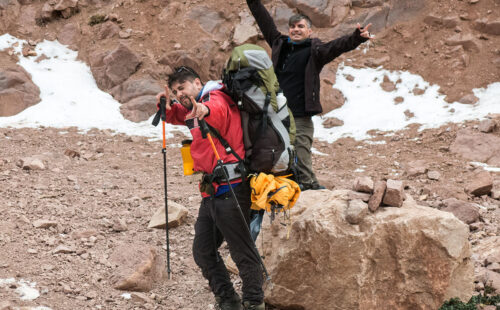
[221,44,296,175]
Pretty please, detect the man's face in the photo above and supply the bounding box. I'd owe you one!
[170,78,202,110]
[288,19,312,42]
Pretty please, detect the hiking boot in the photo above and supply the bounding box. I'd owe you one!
[242,301,265,310]
[300,182,326,191]
[215,292,242,310]
[311,182,326,190]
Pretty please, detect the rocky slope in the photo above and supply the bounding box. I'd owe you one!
[1,0,500,309]
[0,117,499,309]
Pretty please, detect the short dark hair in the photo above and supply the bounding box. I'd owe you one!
[167,66,201,88]
[289,13,312,28]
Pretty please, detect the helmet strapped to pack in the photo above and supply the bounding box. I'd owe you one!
[222,44,296,175]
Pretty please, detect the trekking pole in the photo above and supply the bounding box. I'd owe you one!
[200,120,271,281]
[153,96,172,279]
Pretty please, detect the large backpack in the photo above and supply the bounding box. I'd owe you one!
[220,44,296,175]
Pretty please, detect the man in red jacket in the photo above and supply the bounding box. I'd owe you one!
[246,0,373,191]
[156,66,264,310]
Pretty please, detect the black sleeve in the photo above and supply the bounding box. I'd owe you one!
[246,0,282,47]
[315,28,368,67]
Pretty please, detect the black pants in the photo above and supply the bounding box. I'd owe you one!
[192,183,264,304]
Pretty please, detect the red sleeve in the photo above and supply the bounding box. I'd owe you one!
[165,102,189,125]
[202,91,231,135]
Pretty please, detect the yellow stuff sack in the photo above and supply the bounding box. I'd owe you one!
[249,172,301,212]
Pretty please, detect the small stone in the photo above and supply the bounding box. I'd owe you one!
[33,219,58,229]
[427,170,441,180]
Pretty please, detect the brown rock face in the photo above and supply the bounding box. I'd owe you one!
[440,198,480,224]
[119,95,157,122]
[148,200,188,229]
[90,44,141,90]
[465,170,493,196]
[109,243,165,292]
[260,190,474,310]
[368,180,386,212]
[320,84,345,114]
[450,130,500,166]
[383,179,404,207]
[0,62,41,117]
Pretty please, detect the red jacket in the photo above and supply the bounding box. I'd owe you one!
[165,83,245,177]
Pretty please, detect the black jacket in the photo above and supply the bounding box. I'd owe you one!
[247,0,368,115]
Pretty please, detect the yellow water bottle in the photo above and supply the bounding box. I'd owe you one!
[180,139,194,176]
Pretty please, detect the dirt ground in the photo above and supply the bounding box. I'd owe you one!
[0,118,499,309]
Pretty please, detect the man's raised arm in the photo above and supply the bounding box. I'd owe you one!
[246,0,282,47]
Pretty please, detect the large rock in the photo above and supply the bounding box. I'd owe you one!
[41,0,78,21]
[445,33,481,52]
[383,179,404,207]
[157,40,222,81]
[90,44,141,90]
[57,23,80,49]
[450,130,500,166]
[440,198,480,224]
[260,190,474,310]
[187,6,231,41]
[320,83,345,114]
[473,18,500,36]
[120,95,157,122]
[386,0,426,26]
[282,0,350,27]
[110,78,163,104]
[465,170,493,196]
[0,63,41,116]
[109,243,165,292]
[148,200,188,229]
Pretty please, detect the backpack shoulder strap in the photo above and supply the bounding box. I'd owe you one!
[206,122,244,163]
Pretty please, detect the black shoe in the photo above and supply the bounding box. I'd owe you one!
[242,301,265,310]
[299,183,312,191]
[311,182,326,190]
[215,292,242,310]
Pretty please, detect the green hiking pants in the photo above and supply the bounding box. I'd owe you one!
[293,116,318,186]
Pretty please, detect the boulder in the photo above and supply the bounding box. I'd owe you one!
[478,119,497,133]
[440,198,480,224]
[148,200,188,229]
[473,18,500,36]
[345,199,368,224]
[450,130,500,166]
[386,0,426,27]
[120,95,157,122]
[110,78,163,104]
[445,33,481,52]
[260,190,474,310]
[273,4,296,33]
[0,65,41,117]
[109,243,165,292]
[90,44,141,90]
[57,23,80,48]
[474,236,500,265]
[382,179,404,207]
[16,156,46,170]
[97,21,120,40]
[233,23,259,45]
[322,117,344,128]
[282,0,350,28]
[41,0,78,21]
[353,176,374,193]
[458,94,479,105]
[404,160,428,177]
[187,6,231,41]
[465,170,493,196]
[320,84,345,114]
[368,180,386,212]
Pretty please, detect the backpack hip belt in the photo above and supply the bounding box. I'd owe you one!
[203,162,242,185]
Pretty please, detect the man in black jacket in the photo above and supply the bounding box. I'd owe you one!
[246,0,373,190]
